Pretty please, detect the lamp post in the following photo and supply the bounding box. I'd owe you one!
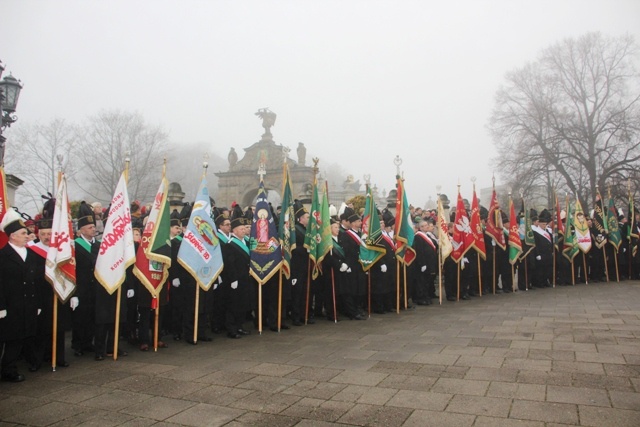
[0,60,24,166]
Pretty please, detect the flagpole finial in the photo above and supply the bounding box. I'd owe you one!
[436,185,442,196]
[393,155,402,177]
[203,153,209,177]
[312,157,319,175]
[282,145,290,162]
[162,158,167,178]
[257,162,266,183]
[519,188,524,198]
[124,151,131,182]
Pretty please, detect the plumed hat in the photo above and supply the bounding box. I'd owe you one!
[343,207,360,223]
[500,211,509,224]
[538,209,551,223]
[293,200,307,220]
[170,209,181,227]
[479,206,489,221]
[180,203,192,227]
[530,208,538,222]
[230,204,248,229]
[0,208,27,236]
[382,210,395,228]
[37,195,56,230]
[76,201,95,229]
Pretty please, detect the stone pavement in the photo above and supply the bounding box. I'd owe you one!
[1,281,640,426]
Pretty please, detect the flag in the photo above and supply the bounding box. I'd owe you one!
[607,192,621,250]
[574,198,592,253]
[307,184,333,279]
[469,186,486,259]
[451,191,474,263]
[45,174,76,302]
[248,180,282,284]
[555,192,565,249]
[437,196,452,259]
[563,197,579,262]
[95,172,136,294]
[394,176,416,265]
[133,177,172,298]
[178,177,224,290]
[0,167,9,249]
[629,193,638,239]
[508,198,522,265]
[486,187,505,249]
[304,176,325,278]
[520,198,535,258]
[592,190,608,249]
[278,163,297,279]
[359,186,386,271]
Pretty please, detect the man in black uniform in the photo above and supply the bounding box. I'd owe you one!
[289,201,310,326]
[0,209,41,382]
[532,209,554,288]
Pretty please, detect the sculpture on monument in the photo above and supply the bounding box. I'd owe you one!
[255,108,277,137]
[228,147,238,167]
[297,142,306,166]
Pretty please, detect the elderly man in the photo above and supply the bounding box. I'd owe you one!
[0,209,41,382]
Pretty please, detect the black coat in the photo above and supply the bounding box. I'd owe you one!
[29,244,71,332]
[0,244,41,341]
[339,229,366,296]
[223,237,254,312]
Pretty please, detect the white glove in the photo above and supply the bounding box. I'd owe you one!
[127,289,135,298]
[421,265,427,272]
[381,264,387,273]
[347,268,352,273]
[231,281,238,289]
[340,263,348,272]
[291,279,297,286]
[462,257,469,265]
[0,309,7,319]
[38,309,42,315]
[172,278,181,287]
[70,297,79,311]
[536,255,541,261]
[218,276,223,284]
[491,240,496,247]
[213,283,219,290]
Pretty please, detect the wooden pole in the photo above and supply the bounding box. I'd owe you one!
[603,247,609,282]
[113,288,122,360]
[492,245,496,295]
[258,282,263,335]
[614,248,620,282]
[154,304,160,351]
[305,258,311,324]
[193,286,199,343]
[277,270,282,331]
[331,266,337,322]
[51,296,57,371]
[367,270,371,317]
[582,252,589,284]
[403,263,408,308]
[477,253,482,297]
[438,246,443,305]
[396,259,400,313]
[457,262,461,301]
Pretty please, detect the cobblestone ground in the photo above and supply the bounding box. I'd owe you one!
[1,281,639,426]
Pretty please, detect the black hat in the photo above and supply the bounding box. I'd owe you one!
[214,208,229,227]
[501,211,509,224]
[330,217,339,225]
[294,200,307,220]
[230,205,248,229]
[425,217,436,225]
[180,203,192,227]
[131,217,144,231]
[38,195,56,230]
[382,210,395,228]
[244,207,254,223]
[0,209,27,236]
[479,206,489,221]
[529,208,538,222]
[343,207,360,223]
[539,209,551,223]
[170,209,181,227]
[76,201,95,229]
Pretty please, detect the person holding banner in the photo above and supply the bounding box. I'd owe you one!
[0,209,41,382]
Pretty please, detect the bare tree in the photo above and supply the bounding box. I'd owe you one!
[74,110,169,202]
[5,119,78,213]
[490,32,640,206]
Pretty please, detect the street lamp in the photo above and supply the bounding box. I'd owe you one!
[0,60,24,165]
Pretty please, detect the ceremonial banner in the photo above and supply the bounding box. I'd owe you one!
[508,198,522,265]
[278,163,296,279]
[470,187,486,259]
[592,191,608,249]
[249,180,282,284]
[359,186,386,271]
[179,177,224,290]
[451,191,474,263]
[134,177,171,297]
[520,199,535,258]
[574,199,592,253]
[486,188,505,249]
[555,192,565,250]
[95,172,136,294]
[563,198,580,262]
[0,167,8,249]
[437,196,452,259]
[304,185,332,279]
[394,176,415,265]
[45,175,76,302]
[629,194,638,239]
[607,195,621,250]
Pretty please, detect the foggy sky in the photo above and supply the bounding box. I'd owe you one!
[2,0,639,207]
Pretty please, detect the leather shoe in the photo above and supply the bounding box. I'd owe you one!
[186,339,198,345]
[292,320,302,326]
[307,318,316,324]
[95,355,104,361]
[446,297,457,301]
[237,329,251,336]
[280,324,290,330]
[461,295,470,300]
[74,350,84,357]
[227,332,241,339]
[1,373,25,383]
[212,327,223,334]
[351,314,366,320]
[28,364,40,372]
[173,334,182,341]
[57,361,70,368]
[157,341,168,348]
[198,336,213,342]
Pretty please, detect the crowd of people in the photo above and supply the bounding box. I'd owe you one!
[1,194,639,384]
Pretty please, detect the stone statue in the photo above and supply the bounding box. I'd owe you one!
[297,142,306,166]
[255,108,277,135]
[228,147,238,167]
